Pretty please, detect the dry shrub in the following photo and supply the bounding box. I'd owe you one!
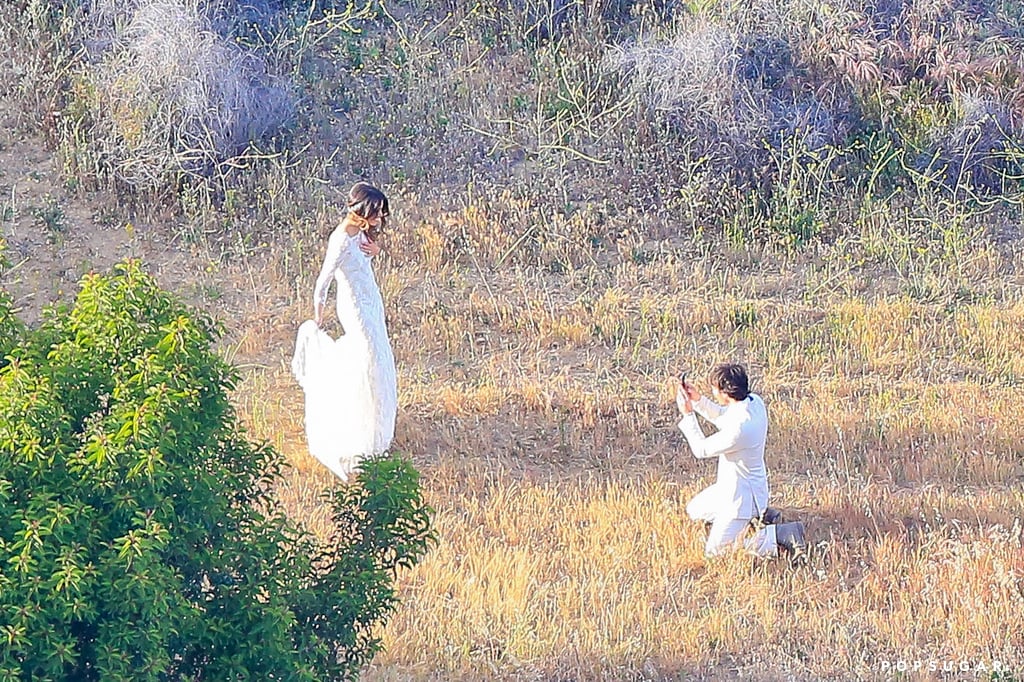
[74,0,295,189]
[605,20,771,172]
[0,2,80,136]
[603,14,857,241]
[915,94,1022,194]
[796,0,1024,194]
[598,0,1024,208]
[415,0,647,44]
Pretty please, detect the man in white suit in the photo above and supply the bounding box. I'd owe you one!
[674,363,805,559]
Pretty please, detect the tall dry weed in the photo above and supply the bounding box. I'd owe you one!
[75,0,295,189]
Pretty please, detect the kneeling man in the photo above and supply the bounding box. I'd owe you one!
[674,363,805,559]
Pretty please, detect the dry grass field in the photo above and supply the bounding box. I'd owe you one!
[5,121,1023,679]
[3,0,1024,679]
[266,204,1024,681]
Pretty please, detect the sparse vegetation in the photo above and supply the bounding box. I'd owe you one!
[1,0,1023,679]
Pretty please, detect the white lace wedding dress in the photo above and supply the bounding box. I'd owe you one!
[291,228,397,480]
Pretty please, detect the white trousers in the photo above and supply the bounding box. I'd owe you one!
[686,485,778,558]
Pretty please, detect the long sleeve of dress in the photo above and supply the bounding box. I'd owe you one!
[313,229,344,311]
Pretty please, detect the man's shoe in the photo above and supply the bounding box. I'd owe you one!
[749,507,784,530]
[775,521,807,564]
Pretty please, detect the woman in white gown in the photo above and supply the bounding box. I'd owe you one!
[291,182,397,480]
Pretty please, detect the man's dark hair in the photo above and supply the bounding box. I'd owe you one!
[709,363,750,400]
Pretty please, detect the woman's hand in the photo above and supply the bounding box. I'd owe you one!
[360,239,382,258]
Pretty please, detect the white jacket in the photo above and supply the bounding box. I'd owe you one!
[678,394,770,519]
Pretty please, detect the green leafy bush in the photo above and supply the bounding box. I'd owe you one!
[0,243,20,363]
[0,260,434,681]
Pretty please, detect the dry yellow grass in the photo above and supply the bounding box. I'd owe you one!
[3,81,1022,682]
[3,2,1024,679]
[4,168,1021,678]
[209,192,1024,681]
